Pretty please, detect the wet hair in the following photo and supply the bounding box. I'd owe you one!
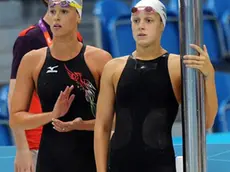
[41,0,48,7]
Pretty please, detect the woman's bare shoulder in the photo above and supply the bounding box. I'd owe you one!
[22,47,47,64]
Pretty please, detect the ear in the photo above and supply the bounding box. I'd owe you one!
[76,15,81,24]
[76,10,81,24]
[160,21,164,32]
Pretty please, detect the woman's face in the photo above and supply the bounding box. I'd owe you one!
[131,7,164,47]
[48,0,80,37]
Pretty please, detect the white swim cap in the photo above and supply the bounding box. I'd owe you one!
[133,0,167,27]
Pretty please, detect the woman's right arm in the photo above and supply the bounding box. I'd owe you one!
[9,51,55,130]
[94,61,116,172]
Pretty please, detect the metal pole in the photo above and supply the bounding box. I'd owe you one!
[195,0,207,170]
[178,0,206,172]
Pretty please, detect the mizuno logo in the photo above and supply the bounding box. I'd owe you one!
[46,65,58,73]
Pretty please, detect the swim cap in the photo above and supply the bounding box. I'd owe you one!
[49,0,83,18]
[133,0,167,27]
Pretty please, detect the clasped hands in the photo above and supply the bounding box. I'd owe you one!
[51,85,85,132]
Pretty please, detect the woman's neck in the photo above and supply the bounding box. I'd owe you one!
[50,31,82,60]
[134,42,166,60]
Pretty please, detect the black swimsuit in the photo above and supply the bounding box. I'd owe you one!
[109,53,179,172]
[36,45,98,172]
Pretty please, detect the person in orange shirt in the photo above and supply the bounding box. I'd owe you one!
[8,0,83,171]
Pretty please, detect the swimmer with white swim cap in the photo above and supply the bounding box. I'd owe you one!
[94,0,218,171]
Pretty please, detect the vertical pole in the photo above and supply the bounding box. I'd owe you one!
[178,0,206,172]
[195,0,207,171]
